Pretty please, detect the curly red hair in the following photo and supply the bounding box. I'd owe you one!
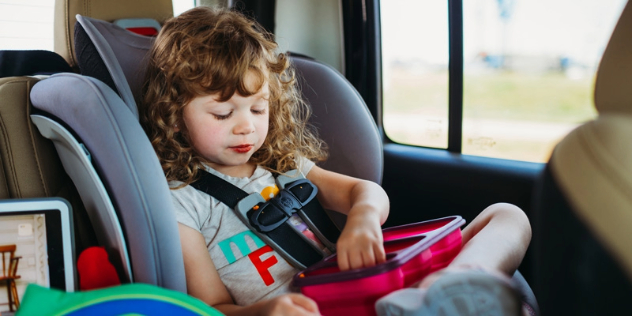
[140,6,327,187]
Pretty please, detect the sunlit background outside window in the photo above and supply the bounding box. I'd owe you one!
[0,0,54,51]
[0,0,196,51]
[381,0,627,163]
[381,1,449,149]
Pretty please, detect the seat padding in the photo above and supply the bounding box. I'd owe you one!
[55,0,173,69]
[0,76,96,253]
[550,114,632,278]
[30,73,186,292]
[594,1,632,115]
[75,15,155,118]
[293,56,383,184]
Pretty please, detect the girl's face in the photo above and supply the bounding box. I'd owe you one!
[179,75,270,177]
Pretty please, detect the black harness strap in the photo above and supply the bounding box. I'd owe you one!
[190,170,334,268]
[189,169,248,208]
[301,199,341,245]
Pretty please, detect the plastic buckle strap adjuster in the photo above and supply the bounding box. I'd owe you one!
[248,179,318,233]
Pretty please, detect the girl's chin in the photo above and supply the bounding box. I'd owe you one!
[205,157,255,172]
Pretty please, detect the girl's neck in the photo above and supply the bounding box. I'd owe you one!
[207,162,257,179]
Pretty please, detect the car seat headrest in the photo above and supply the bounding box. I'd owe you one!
[54,0,172,70]
[75,15,155,118]
[594,0,632,115]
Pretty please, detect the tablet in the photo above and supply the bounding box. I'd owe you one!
[0,198,75,300]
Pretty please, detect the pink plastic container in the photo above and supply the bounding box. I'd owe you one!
[292,216,465,316]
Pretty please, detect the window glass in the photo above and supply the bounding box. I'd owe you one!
[0,1,197,51]
[173,0,196,16]
[0,0,55,51]
[381,0,449,149]
[462,0,627,162]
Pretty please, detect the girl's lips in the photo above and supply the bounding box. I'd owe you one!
[230,144,253,153]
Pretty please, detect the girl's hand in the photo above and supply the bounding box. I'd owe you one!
[305,165,390,271]
[336,208,386,271]
[261,293,320,316]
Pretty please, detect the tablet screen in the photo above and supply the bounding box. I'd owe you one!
[0,199,74,312]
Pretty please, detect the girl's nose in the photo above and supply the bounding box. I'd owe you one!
[233,114,255,135]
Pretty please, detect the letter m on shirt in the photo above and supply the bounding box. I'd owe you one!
[218,231,266,264]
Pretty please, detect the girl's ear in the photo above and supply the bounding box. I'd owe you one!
[174,123,180,132]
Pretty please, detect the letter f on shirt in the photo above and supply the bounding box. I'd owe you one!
[218,231,278,286]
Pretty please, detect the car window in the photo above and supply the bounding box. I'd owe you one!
[381,0,449,149]
[0,0,196,51]
[0,0,55,51]
[381,0,627,162]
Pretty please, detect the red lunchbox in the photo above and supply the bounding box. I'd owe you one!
[292,216,465,316]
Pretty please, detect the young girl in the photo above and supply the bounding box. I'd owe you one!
[140,6,532,316]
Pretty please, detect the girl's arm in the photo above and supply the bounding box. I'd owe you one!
[306,166,390,271]
[179,224,320,316]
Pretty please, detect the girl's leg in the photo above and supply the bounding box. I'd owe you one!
[376,203,533,316]
[420,202,532,288]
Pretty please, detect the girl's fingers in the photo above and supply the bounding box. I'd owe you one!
[361,247,377,268]
[348,250,364,270]
[289,293,320,313]
[374,242,387,264]
[337,249,350,271]
[339,240,387,270]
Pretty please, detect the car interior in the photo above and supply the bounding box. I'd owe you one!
[0,0,631,315]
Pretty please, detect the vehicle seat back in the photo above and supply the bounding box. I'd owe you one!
[293,56,383,184]
[54,0,173,71]
[0,51,96,255]
[74,15,155,116]
[31,72,186,290]
[28,0,185,290]
[0,50,72,77]
[532,1,632,314]
[291,55,383,227]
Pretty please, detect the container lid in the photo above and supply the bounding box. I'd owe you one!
[293,215,465,287]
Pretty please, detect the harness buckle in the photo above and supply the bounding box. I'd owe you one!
[248,179,318,233]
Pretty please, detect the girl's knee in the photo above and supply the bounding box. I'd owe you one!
[482,203,531,235]
[485,203,526,219]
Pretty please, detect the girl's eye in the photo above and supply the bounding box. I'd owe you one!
[251,108,267,115]
[213,112,232,120]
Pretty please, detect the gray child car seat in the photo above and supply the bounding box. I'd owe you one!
[30,8,537,312]
[29,12,383,292]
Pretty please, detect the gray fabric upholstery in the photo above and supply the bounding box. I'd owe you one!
[76,15,154,118]
[292,56,383,228]
[30,73,186,292]
[293,56,383,184]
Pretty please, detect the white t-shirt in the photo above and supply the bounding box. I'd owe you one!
[171,158,315,305]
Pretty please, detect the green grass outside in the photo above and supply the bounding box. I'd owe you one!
[384,70,597,124]
[383,70,596,162]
